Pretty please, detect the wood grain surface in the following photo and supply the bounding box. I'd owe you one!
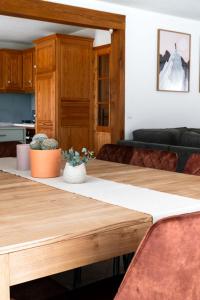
[0,160,153,289]
[1,159,200,296]
[87,160,200,199]
[0,0,125,30]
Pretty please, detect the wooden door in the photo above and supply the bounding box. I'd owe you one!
[5,51,22,90]
[23,48,35,92]
[94,45,111,153]
[59,36,93,152]
[36,72,56,138]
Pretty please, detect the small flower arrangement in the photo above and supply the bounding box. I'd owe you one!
[63,147,95,167]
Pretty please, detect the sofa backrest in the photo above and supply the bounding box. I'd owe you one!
[130,148,178,172]
[132,128,200,148]
[115,212,200,300]
[132,128,187,145]
[180,131,200,147]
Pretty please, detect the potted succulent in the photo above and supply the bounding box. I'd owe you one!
[30,134,61,178]
[63,147,95,183]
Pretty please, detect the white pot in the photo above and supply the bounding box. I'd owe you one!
[63,162,86,184]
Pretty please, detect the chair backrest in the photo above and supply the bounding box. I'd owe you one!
[96,144,134,164]
[184,153,200,175]
[130,148,178,172]
[0,141,18,158]
[115,212,200,300]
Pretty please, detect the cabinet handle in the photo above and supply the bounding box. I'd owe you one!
[0,134,7,137]
[7,81,11,84]
[28,80,32,84]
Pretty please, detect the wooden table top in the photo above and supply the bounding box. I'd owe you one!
[0,160,151,255]
[1,159,200,256]
[87,160,200,199]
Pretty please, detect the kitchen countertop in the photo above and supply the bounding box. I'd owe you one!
[0,122,35,129]
[13,123,35,129]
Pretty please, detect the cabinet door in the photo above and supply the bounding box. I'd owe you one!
[35,39,56,74]
[23,49,35,92]
[36,72,56,138]
[59,38,93,151]
[5,51,23,90]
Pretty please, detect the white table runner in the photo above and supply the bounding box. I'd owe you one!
[1,157,200,223]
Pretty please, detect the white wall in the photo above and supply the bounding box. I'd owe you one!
[50,0,200,139]
[70,28,111,47]
[0,41,32,49]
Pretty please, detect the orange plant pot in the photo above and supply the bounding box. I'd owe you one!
[30,148,61,178]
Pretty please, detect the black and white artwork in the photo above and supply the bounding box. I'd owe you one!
[157,29,191,92]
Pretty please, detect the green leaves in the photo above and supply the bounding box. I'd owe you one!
[63,147,95,167]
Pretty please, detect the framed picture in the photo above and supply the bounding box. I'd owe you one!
[157,29,191,92]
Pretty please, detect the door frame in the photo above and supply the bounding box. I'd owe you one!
[0,0,125,142]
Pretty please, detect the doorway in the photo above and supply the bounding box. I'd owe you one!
[0,0,125,150]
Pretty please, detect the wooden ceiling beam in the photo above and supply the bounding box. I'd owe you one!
[0,0,125,30]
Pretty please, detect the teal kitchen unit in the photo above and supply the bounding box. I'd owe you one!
[0,127,26,143]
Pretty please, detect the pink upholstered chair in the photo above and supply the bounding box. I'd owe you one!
[0,141,19,157]
[184,153,200,175]
[115,212,200,300]
[130,148,178,172]
[96,144,134,164]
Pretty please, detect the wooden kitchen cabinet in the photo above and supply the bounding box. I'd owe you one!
[0,50,23,92]
[35,38,56,74]
[23,48,35,92]
[0,48,35,93]
[36,72,56,137]
[6,51,23,90]
[34,34,93,151]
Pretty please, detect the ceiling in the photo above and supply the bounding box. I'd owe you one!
[0,15,97,49]
[1,0,197,49]
[102,0,200,20]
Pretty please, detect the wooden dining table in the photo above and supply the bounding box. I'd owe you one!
[1,159,200,299]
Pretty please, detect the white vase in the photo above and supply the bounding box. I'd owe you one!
[63,162,86,184]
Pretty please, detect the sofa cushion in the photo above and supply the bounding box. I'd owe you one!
[96,144,134,164]
[130,148,178,172]
[118,140,170,151]
[132,128,186,145]
[188,128,200,134]
[184,153,200,175]
[0,141,19,158]
[180,131,200,147]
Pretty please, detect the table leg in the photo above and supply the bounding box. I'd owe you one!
[0,254,10,300]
